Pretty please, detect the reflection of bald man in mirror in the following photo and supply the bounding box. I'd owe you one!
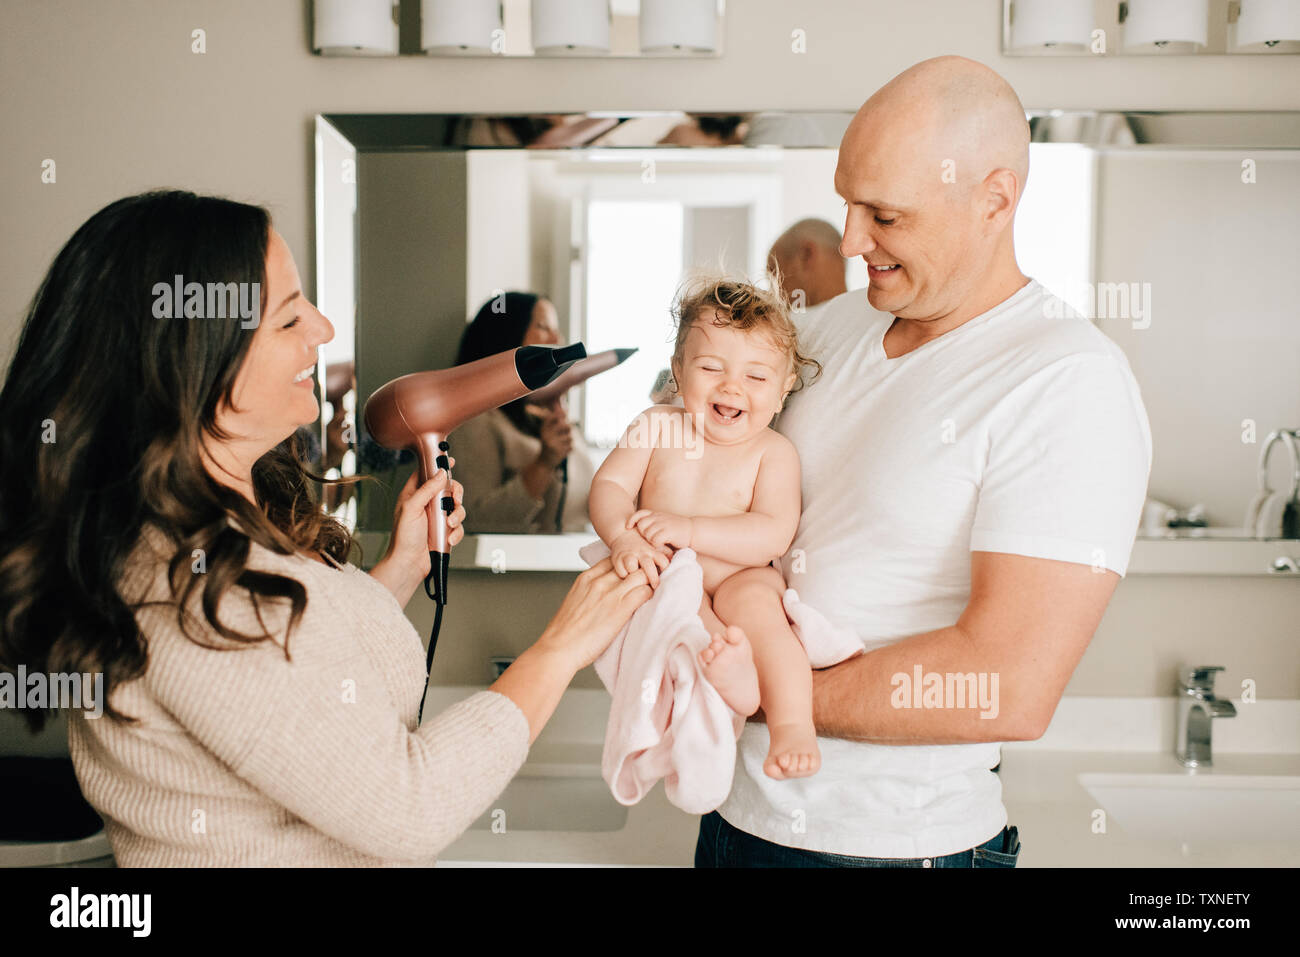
[767,218,847,315]
[698,57,1151,868]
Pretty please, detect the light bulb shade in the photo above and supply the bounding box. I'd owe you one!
[640,0,717,52]
[531,0,610,53]
[313,0,399,56]
[421,0,502,52]
[1124,0,1210,48]
[1009,0,1094,50]
[1236,0,1300,46]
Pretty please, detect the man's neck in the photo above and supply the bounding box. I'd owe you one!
[884,265,1029,359]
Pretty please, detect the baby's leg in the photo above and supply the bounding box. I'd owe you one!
[713,565,819,780]
[696,591,760,717]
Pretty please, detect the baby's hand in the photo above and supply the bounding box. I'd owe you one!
[611,529,670,589]
[626,509,694,551]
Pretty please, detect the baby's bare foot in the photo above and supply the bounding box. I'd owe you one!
[763,722,821,779]
[698,625,760,716]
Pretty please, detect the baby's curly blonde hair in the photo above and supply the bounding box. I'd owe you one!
[667,273,822,403]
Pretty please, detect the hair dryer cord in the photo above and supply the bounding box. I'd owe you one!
[416,550,450,725]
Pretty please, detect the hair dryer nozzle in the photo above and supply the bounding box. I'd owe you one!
[515,343,586,389]
[524,346,639,406]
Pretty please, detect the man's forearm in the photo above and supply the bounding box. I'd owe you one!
[691,513,789,566]
[811,625,1045,745]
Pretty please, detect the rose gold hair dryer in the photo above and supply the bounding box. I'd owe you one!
[363,342,650,721]
[364,343,585,720]
[364,343,586,582]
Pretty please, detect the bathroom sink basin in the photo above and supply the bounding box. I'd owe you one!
[469,775,629,832]
[1079,771,1300,844]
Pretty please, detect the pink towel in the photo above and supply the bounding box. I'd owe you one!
[578,539,865,814]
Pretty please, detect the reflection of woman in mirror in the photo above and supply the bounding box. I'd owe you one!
[452,292,596,534]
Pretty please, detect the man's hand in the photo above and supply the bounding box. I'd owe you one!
[626,509,694,551]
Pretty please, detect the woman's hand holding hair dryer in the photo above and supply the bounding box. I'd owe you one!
[368,463,465,606]
[367,454,653,745]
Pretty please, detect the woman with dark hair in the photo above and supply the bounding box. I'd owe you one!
[452,291,597,534]
[0,190,650,866]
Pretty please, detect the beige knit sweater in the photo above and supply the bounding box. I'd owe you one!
[67,522,530,866]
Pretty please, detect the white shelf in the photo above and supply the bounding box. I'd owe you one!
[354,531,1300,577]
[449,534,595,572]
[352,531,594,572]
[1128,538,1300,576]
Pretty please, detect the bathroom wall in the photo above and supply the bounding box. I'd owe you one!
[2,0,1299,759]
[1095,150,1300,525]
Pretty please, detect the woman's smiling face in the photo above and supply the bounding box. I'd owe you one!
[671,311,796,447]
[214,229,335,462]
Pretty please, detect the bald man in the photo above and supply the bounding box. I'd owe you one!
[698,57,1151,868]
[767,218,848,312]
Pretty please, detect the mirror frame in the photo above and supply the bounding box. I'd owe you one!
[315,109,1300,576]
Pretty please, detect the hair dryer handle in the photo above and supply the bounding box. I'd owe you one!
[415,432,453,555]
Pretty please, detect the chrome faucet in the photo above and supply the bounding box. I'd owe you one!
[1176,666,1237,768]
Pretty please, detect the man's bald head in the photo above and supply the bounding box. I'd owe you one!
[835,56,1031,323]
[856,55,1029,192]
[768,218,848,309]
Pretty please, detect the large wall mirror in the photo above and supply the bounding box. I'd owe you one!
[313,110,1300,574]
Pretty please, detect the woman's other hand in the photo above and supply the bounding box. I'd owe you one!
[535,558,653,672]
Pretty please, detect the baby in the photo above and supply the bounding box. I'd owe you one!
[588,276,827,779]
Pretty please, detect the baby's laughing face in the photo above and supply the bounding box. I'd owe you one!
[671,312,797,447]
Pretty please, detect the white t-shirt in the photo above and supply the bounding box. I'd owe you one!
[718,278,1152,858]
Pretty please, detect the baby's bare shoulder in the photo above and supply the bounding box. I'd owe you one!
[760,428,800,463]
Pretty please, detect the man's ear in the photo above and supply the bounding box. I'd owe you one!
[980,167,1020,233]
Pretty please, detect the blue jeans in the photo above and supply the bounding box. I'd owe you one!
[694,811,1021,868]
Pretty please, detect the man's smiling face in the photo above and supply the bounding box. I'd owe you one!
[834,112,981,324]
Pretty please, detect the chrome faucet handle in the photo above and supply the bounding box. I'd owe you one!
[1179,665,1225,694]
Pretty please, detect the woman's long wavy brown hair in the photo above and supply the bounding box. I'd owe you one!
[0,190,360,733]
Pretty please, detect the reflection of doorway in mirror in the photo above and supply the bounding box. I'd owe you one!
[575,169,783,452]
[583,199,684,450]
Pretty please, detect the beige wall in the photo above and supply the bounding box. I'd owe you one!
[2,0,1298,733]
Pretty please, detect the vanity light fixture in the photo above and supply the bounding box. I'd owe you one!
[1006,0,1095,50]
[1232,0,1300,51]
[1120,0,1211,52]
[312,0,400,56]
[421,0,503,54]
[531,0,611,55]
[640,0,718,53]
